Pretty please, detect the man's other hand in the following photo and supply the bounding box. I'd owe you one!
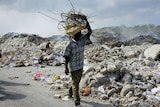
[65,67,69,75]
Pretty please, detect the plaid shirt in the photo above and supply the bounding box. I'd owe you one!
[63,35,89,72]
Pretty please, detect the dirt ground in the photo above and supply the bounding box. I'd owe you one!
[0,66,112,107]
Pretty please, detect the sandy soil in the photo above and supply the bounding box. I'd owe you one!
[0,66,112,107]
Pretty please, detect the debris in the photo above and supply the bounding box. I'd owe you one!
[54,94,62,99]
[120,84,134,97]
[97,85,106,94]
[33,73,45,81]
[53,75,61,81]
[62,96,71,101]
[1,27,160,106]
[82,86,91,96]
[26,70,32,73]
[8,76,19,80]
[144,44,160,60]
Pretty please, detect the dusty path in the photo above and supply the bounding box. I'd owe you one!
[0,66,112,107]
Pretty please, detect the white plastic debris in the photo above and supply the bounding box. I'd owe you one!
[151,86,160,94]
[98,85,106,94]
[145,87,160,101]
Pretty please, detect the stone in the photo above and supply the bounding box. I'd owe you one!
[107,62,117,72]
[122,72,133,84]
[144,59,155,66]
[127,101,140,107]
[89,79,97,87]
[94,73,110,85]
[100,94,108,100]
[126,91,133,98]
[51,80,64,90]
[128,97,139,102]
[124,50,137,58]
[120,84,134,97]
[144,44,160,60]
[79,77,88,89]
[107,88,117,97]
[54,94,61,98]
[83,66,95,77]
[100,67,107,74]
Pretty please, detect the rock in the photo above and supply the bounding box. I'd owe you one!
[100,94,108,100]
[126,91,133,98]
[134,71,143,80]
[107,62,117,72]
[43,53,54,60]
[128,101,141,107]
[83,66,95,77]
[144,59,155,66]
[89,79,97,87]
[107,62,122,72]
[51,80,64,90]
[144,44,160,60]
[94,73,110,85]
[127,96,139,102]
[100,67,107,74]
[138,53,145,61]
[122,72,133,84]
[109,97,120,107]
[124,50,137,58]
[120,84,134,97]
[107,88,117,97]
[80,71,95,89]
[79,78,88,89]
[54,94,61,98]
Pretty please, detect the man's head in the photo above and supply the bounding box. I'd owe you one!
[73,31,81,41]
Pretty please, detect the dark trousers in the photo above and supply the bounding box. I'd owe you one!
[69,69,83,105]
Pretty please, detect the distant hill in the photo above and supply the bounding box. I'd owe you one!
[0,32,69,45]
[0,32,46,46]
[93,24,160,41]
[1,24,160,47]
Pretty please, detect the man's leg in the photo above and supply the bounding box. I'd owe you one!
[68,86,73,98]
[71,69,83,106]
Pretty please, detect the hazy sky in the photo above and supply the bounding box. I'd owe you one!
[0,0,160,37]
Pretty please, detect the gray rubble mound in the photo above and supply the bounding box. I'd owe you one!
[1,32,160,106]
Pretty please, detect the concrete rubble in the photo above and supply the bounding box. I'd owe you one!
[1,32,160,106]
[0,33,66,68]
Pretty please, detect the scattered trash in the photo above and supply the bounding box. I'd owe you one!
[8,76,19,80]
[46,78,53,85]
[54,94,62,99]
[53,75,61,81]
[26,70,32,73]
[82,86,91,96]
[1,28,160,106]
[62,96,70,101]
[98,85,106,94]
[33,73,45,81]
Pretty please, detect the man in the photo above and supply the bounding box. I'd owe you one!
[63,17,92,106]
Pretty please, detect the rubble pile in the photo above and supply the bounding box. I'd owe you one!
[1,32,160,106]
[81,43,160,106]
[49,37,160,106]
[0,33,66,67]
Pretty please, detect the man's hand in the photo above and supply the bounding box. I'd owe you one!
[64,56,69,75]
[65,67,69,75]
[83,16,92,38]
